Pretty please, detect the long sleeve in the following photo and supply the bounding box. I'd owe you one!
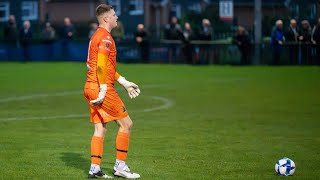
[97,52,108,84]
[115,72,121,80]
[97,39,110,84]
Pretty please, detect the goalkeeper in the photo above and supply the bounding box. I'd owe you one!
[83,4,140,179]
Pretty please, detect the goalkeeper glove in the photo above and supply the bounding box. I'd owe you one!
[90,84,107,106]
[117,76,141,99]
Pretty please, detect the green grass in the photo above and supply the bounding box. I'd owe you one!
[0,62,319,179]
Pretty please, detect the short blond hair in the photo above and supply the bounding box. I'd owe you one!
[96,4,113,17]
[275,19,283,25]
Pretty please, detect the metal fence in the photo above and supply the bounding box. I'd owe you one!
[0,40,319,65]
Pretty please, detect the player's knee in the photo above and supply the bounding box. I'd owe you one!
[94,123,107,137]
[121,121,133,131]
[120,120,133,132]
[117,116,134,132]
[94,128,106,137]
[127,120,133,130]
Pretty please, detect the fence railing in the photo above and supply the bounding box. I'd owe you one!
[0,40,319,65]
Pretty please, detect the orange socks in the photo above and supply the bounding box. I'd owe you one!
[116,132,130,161]
[91,136,104,165]
[91,132,129,165]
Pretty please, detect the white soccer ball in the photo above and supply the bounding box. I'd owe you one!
[275,157,296,176]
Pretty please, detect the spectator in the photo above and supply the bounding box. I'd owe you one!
[233,26,251,65]
[61,17,75,60]
[199,18,213,40]
[181,22,196,64]
[164,16,183,63]
[41,22,56,60]
[312,18,320,65]
[198,18,213,64]
[271,20,284,65]
[4,15,18,60]
[299,20,312,65]
[134,24,150,63]
[111,20,124,44]
[88,22,98,39]
[285,19,299,65]
[20,20,33,62]
[164,16,182,40]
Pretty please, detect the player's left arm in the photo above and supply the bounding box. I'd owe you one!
[115,72,141,99]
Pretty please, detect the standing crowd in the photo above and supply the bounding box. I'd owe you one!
[3,14,320,65]
[271,18,320,65]
[4,15,75,61]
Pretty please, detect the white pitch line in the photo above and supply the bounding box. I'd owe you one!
[143,95,174,112]
[0,89,174,122]
[0,85,164,103]
[0,90,83,103]
[0,114,89,121]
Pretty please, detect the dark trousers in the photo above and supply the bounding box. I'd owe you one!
[62,40,72,60]
[139,46,149,63]
[182,44,193,64]
[272,49,281,65]
[288,44,299,65]
[6,42,18,60]
[44,41,55,60]
[21,44,31,62]
[316,45,320,65]
[239,48,251,65]
[199,44,212,64]
[167,44,179,63]
[301,44,312,65]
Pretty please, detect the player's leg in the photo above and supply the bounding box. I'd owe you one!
[112,116,140,179]
[90,122,107,172]
[86,105,113,178]
[88,122,113,178]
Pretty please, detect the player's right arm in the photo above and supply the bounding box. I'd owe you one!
[90,38,109,106]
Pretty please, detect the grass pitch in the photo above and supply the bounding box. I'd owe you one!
[0,62,319,180]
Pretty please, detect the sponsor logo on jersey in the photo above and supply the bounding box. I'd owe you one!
[102,39,112,44]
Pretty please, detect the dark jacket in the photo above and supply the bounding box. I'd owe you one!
[198,26,213,40]
[62,25,75,40]
[134,30,149,47]
[271,27,284,49]
[285,27,299,43]
[181,30,196,45]
[20,28,33,47]
[233,33,251,52]
[4,22,18,43]
[42,27,55,43]
[299,27,312,43]
[312,26,320,44]
[164,23,182,40]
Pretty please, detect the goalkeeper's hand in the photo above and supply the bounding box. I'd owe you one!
[117,76,141,99]
[90,84,107,106]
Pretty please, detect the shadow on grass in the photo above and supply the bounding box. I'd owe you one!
[60,152,114,175]
[60,152,88,175]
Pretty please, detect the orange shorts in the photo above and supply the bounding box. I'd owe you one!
[84,82,128,123]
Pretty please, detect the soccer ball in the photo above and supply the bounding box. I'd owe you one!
[275,157,296,176]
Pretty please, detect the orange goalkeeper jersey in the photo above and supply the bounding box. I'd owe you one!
[84,27,127,123]
[85,27,119,86]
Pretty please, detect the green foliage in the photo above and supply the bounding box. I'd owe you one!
[0,63,319,179]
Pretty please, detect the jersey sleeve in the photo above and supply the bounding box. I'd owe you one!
[115,72,121,80]
[97,38,113,84]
